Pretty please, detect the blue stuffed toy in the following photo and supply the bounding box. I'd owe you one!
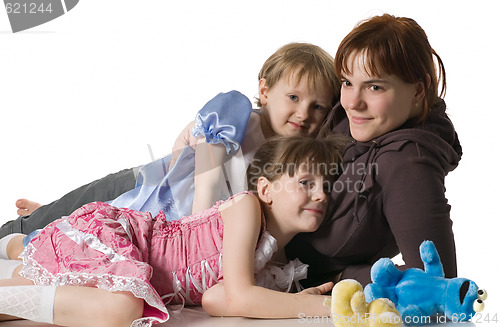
[364,240,487,325]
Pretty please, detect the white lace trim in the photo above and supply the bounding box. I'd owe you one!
[19,243,170,327]
[253,231,308,292]
[130,316,165,327]
[254,231,279,273]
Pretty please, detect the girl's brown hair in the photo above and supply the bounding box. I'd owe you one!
[334,14,446,121]
[246,135,347,193]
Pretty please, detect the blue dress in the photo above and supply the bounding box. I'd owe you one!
[109,90,264,220]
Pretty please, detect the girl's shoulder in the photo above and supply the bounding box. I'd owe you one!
[217,191,260,212]
[218,191,264,234]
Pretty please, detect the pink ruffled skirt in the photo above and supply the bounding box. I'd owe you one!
[19,202,170,327]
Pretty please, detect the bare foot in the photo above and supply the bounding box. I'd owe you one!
[15,199,41,216]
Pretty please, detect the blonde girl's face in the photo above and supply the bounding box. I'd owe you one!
[258,74,333,138]
[340,53,425,142]
[264,166,329,234]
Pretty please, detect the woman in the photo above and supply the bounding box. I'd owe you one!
[287,14,461,286]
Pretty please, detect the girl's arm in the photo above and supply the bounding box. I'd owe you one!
[192,137,227,213]
[202,194,332,319]
[169,120,228,214]
[172,91,253,214]
[168,121,196,171]
[202,281,333,318]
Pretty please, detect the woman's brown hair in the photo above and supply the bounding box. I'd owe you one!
[334,14,446,122]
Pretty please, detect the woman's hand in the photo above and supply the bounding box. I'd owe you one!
[298,281,334,295]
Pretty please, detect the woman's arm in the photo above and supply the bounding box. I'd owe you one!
[203,194,332,318]
[380,144,457,277]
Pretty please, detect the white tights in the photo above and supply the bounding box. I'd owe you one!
[0,233,23,259]
[0,259,22,279]
[0,234,24,279]
[0,285,56,323]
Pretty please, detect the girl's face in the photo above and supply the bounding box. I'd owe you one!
[263,165,329,235]
[340,53,424,142]
[258,74,332,138]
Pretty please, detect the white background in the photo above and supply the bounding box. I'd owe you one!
[0,0,498,320]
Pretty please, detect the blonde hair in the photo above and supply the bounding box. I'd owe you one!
[256,43,340,108]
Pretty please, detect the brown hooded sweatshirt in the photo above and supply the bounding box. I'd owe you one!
[286,98,462,287]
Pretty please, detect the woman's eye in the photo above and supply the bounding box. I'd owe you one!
[289,95,299,102]
[369,85,383,91]
[341,80,351,87]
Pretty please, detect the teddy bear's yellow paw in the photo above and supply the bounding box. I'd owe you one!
[329,279,402,327]
[367,298,402,327]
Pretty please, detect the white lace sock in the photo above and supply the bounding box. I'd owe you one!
[0,285,56,323]
[0,259,23,279]
[0,234,24,259]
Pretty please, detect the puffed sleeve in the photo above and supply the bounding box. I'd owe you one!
[190,90,252,154]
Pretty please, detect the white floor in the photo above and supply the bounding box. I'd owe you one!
[0,306,495,326]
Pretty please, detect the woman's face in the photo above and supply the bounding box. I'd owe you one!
[340,53,424,142]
